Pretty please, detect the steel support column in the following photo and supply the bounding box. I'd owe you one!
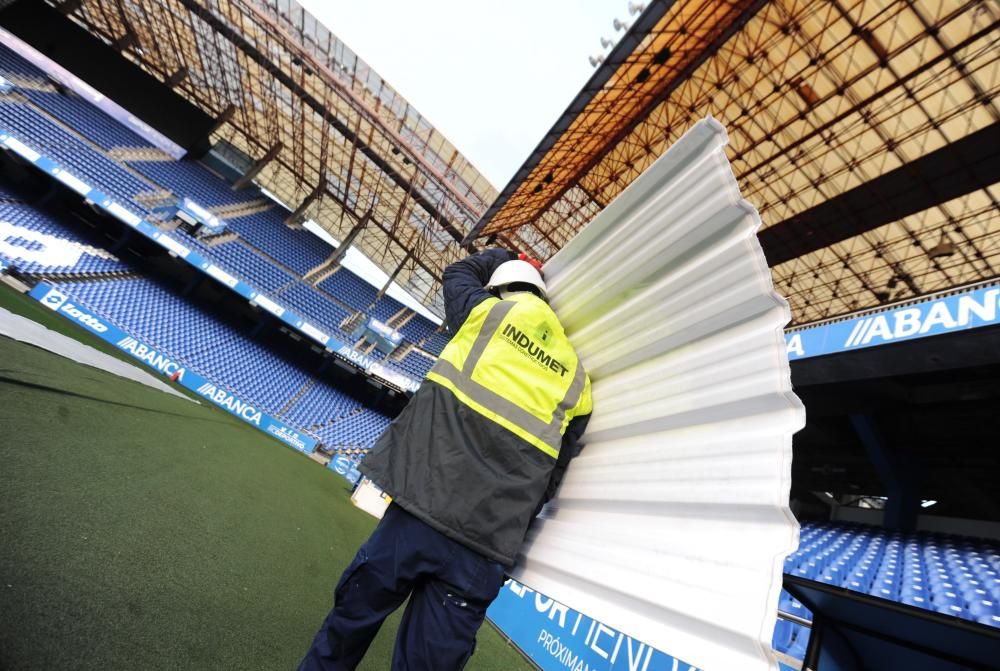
[232,142,282,191]
[849,414,921,532]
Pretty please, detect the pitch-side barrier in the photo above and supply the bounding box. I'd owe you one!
[26,280,317,454]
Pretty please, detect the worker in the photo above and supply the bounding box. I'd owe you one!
[298,248,592,671]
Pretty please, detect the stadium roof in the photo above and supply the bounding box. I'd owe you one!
[470,0,1000,326]
[57,0,498,315]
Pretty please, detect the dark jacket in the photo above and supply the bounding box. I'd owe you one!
[360,249,590,566]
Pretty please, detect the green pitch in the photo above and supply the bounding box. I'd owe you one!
[0,285,531,670]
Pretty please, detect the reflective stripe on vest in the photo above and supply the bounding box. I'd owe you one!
[427,297,587,458]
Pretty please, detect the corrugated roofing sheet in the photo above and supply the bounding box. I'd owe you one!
[518,118,805,671]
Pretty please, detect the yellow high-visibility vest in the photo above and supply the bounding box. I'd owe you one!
[426,292,592,458]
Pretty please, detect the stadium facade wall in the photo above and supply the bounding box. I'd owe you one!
[27,280,317,455]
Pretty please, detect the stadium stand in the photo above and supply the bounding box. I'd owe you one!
[18,89,152,151]
[786,522,1000,624]
[279,379,363,430]
[0,37,447,457]
[209,240,295,293]
[396,311,436,343]
[0,42,43,80]
[392,349,435,379]
[0,100,151,217]
[46,274,391,450]
[0,201,131,276]
[368,293,404,323]
[222,209,332,276]
[0,36,452,384]
[420,331,451,356]
[0,40,445,376]
[318,267,379,313]
[128,159,260,207]
[275,281,356,341]
[314,406,392,450]
[772,521,1000,660]
[0,47,154,151]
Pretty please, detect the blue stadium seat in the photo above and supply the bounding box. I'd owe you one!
[209,241,294,293]
[223,209,332,275]
[275,282,355,342]
[0,101,151,218]
[0,201,131,276]
[771,620,794,654]
[786,623,810,660]
[128,159,260,208]
[785,522,1000,630]
[0,43,153,150]
[421,331,452,356]
[55,277,308,415]
[318,268,378,312]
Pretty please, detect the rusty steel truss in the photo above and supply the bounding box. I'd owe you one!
[56,0,999,325]
[471,0,1000,326]
[56,0,497,314]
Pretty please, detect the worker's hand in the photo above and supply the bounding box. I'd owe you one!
[518,253,544,276]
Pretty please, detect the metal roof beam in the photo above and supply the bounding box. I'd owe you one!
[760,121,1000,267]
[322,186,443,285]
[166,66,188,89]
[462,0,676,244]
[206,103,236,137]
[174,0,467,247]
[465,0,768,244]
[285,181,325,226]
[328,210,370,267]
[232,142,282,190]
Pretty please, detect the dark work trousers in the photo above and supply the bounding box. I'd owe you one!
[298,503,507,671]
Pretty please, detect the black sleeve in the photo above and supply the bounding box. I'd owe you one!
[442,248,516,332]
[543,413,591,503]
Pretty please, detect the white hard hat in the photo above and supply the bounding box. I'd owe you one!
[486,260,547,298]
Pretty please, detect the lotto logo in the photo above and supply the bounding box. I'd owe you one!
[41,288,68,311]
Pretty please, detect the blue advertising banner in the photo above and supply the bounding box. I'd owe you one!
[1,128,422,393]
[487,580,700,671]
[328,454,362,485]
[784,284,1000,361]
[28,282,317,455]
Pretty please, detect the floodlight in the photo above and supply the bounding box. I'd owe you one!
[589,54,605,67]
[600,36,614,49]
[628,2,647,16]
[613,18,630,32]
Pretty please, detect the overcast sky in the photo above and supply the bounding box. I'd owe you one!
[296,0,631,189]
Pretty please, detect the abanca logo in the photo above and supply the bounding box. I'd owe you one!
[116,336,185,380]
[196,382,263,425]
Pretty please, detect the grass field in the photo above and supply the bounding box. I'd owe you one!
[0,283,532,670]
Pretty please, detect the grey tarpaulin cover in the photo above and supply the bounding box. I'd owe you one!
[0,305,194,402]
